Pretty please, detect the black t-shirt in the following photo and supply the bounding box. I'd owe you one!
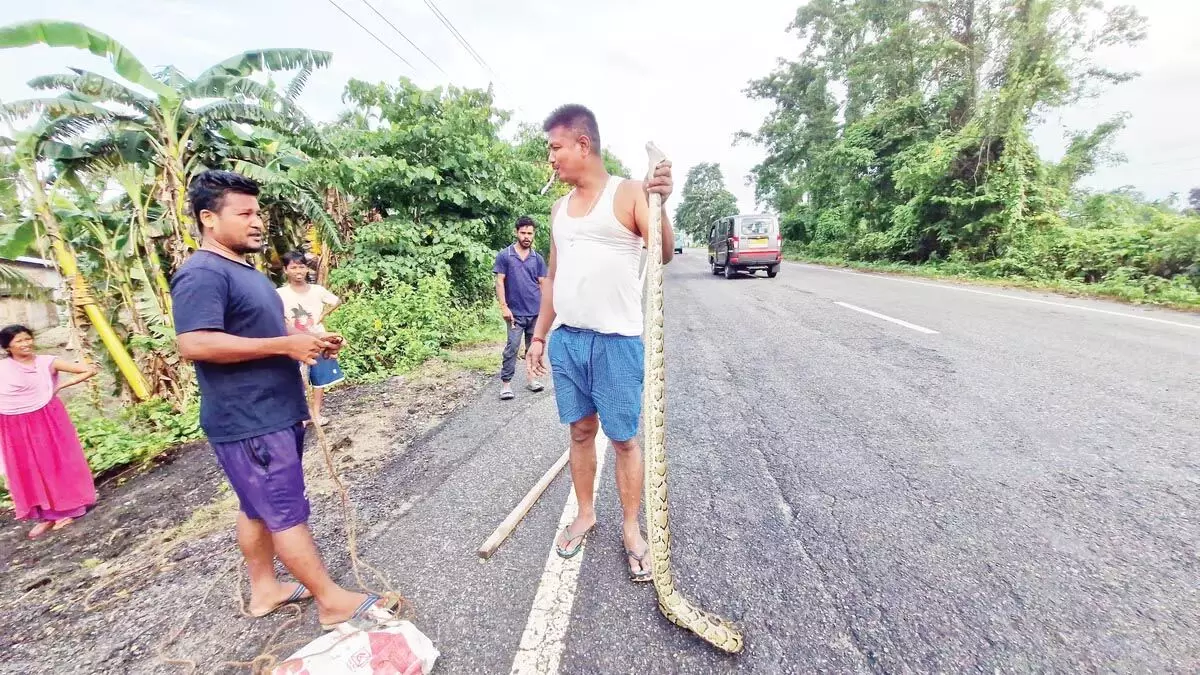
[170,250,308,442]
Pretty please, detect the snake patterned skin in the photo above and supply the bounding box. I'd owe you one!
[641,142,745,655]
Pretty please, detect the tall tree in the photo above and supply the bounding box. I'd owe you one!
[742,0,1147,262]
[674,163,739,239]
[602,150,632,179]
[313,78,545,304]
[0,20,336,403]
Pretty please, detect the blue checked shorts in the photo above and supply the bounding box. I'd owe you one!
[548,325,644,442]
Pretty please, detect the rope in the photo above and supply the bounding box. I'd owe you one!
[57,372,404,671]
[151,376,404,671]
[155,560,238,673]
[304,381,403,603]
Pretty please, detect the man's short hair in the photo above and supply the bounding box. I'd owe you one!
[188,169,260,225]
[516,215,537,230]
[281,250,309,267]
[543,104,600,148]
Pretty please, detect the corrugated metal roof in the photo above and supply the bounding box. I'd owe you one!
[0,256,54,267]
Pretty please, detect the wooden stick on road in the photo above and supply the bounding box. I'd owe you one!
[478,449,570,559]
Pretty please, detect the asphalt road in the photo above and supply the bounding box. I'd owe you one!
[356,251,1200,673]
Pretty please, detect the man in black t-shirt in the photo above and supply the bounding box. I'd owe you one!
[172,170,395,628]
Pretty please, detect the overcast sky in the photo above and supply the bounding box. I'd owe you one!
[2,0,1197,214]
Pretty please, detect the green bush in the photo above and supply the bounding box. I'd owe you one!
[327,272,487,379]
[75,398,204,476]
[786,190,1200,308]
[329,216,498,304]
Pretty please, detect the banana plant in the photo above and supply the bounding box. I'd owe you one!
[76,207,187,402]
[106,162,173,320]
[56,165,194,404]
[0,138,52,298]
[5,123,150,400]
[217,124,348,281]
[0,19,332,271]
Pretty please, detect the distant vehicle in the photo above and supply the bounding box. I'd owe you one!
[674,230,684,254]
[707,214,782,279]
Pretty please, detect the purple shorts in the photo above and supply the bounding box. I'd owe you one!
[211,423,309,532]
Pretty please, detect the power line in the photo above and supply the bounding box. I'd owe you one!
[422,0,486,68]
[326,0,414,69]
[357,0,448,76]
[422,0,494,76]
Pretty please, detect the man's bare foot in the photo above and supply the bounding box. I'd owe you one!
[28,521,52,539]
[555,511,596,557]
[249,581,312,618]
[317,590,396,627]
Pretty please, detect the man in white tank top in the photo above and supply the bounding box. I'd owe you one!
[525,104,676,581]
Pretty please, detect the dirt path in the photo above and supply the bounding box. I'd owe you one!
[0,348,498,674]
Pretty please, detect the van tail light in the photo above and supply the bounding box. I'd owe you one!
[729,236,740,250]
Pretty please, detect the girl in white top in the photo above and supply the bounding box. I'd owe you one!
[278,252,342,426]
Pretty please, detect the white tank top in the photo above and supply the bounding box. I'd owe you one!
[551,175,644,336]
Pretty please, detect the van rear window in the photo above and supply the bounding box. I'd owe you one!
[740,219,772,235]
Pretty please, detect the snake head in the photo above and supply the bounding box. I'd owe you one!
[645,141,667,179]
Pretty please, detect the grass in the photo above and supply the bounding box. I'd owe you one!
[444,348,502,374]
[453,306,509,347]
[785,252,1200,313]
[444,310,507,374]
[159,490,238,545]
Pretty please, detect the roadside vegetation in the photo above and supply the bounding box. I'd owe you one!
[672,0,1199,310]
[0,20,601,503]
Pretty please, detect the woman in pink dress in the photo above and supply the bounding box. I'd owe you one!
[0,324,99,539]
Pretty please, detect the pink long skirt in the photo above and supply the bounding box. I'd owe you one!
[0,398,96,522]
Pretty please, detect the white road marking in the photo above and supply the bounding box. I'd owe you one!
[834,301,940,334]
[811,264,1200,331]
[510,432,608,675]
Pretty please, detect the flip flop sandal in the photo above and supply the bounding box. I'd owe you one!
[250,583,311,618]
[526,381,545,392]
[625,544,654,582]
[554,524,593,559]
[320,593,400,631]
[500,390,516,401]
